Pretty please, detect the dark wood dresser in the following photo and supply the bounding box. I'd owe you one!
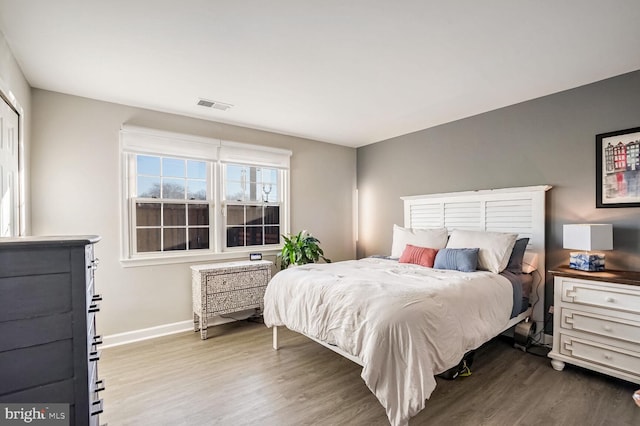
[0,236,103,425]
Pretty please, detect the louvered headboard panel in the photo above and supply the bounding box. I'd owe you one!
[402,185,551,326]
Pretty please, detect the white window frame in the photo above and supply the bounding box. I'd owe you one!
[0,80,25,237]
[127,153,215,258]
[221,162,286,252]
[120,125,291,267]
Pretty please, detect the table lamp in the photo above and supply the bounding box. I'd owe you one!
[563,224,613,271]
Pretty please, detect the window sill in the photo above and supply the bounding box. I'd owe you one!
[120,248,281,268]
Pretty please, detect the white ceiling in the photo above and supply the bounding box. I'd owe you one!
[1,1,639,148]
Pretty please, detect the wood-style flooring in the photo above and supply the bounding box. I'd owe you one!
[100,321,640,425]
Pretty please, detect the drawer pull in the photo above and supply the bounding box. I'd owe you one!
[605,297,615,303]
[88,258,100,270]
[89,350,101,362]
[92,335,103,346]
[92,294,103,302]
[90,399,103,416]
[88,303,100,313]
[94,379,106,393]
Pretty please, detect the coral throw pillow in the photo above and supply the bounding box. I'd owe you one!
[399,244,438,268]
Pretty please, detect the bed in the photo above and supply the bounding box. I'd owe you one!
[264,185,551,425]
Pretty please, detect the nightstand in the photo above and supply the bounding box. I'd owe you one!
[548,266,640,384]
[191,260,272,339]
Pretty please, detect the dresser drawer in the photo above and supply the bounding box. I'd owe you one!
[0,274,72,322]
[0,312,73,352]
[0,379,74,403]
[206,269,269,294]
[0,247,71,278]
[206,286,266,315]
[559,278,640,314]
[0,339,74,395]
[560,307,640,345]
[559,334,640,376]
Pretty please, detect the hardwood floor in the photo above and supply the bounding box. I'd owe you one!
[100,321,640,425]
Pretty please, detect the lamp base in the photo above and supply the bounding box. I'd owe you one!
[569,252,605,272]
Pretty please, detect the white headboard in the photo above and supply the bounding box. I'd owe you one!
[401,185,552,327]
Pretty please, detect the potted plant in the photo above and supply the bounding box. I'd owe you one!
[278,230,331,270]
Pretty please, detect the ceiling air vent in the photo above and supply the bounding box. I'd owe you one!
[197,98,233,111]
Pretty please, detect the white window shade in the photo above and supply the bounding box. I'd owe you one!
[121,125,220,160]
[219,140,291,169]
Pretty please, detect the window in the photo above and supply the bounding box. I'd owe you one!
[133,155,210,253]
[120,126,291,265]
[224,164,282,248]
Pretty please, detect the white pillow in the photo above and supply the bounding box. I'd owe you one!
[446,229,517,273]
[391,225,448,258]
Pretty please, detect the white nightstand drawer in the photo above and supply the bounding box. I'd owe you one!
[559,334,640,376]
[560,278,640,314]
[207,287,265,315]
[207,269,268,293]
[560,308,640,345]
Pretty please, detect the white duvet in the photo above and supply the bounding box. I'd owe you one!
[263,258,512,426]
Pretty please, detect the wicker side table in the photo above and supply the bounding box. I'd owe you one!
[191,260,272,339]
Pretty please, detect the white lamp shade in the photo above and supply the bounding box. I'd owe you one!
[563,224,613,251]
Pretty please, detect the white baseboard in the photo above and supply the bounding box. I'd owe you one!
[102,316,237,348]
[102,320,195,348]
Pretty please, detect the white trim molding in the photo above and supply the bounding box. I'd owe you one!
[102,316,245,348]
[102,320,195,348]
[0,75,26,236]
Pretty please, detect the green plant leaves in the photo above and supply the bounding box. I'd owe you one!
[277,231,331,270]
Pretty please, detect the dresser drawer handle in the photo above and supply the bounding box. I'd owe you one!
[88,258,100,270]
[88,303,100,313]
[605,297,615,303]
[92,294,103,302]
[90,399,103,416]
[94,379,106,393]
[89,350,101,362]
[92,335,103,346]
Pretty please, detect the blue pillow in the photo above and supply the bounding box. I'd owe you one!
[434,248,479,272]
[506,238,529,273]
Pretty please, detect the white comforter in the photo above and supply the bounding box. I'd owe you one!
[263,258,513,426]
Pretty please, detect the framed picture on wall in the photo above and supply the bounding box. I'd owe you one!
[596,126,640,208]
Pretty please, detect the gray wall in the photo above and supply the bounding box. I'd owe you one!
[30,89,356,336]
[357,70,640,320]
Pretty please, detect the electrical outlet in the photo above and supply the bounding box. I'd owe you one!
[548,305,554,314]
